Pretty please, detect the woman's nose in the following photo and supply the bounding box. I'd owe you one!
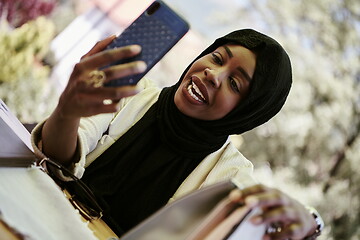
[204,68,221,88]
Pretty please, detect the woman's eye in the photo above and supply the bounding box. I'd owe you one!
[211,53,223,65]
[229,78,240,93]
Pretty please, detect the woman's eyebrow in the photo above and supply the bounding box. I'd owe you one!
[223,46,252,82]
[224,45,233,58]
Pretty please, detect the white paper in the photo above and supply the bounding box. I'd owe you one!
[0,99,34,157]
[0,167,97,240]
[0,99,35,166]
[227,207,266,240]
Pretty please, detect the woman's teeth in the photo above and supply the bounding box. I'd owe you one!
[187,81,206,102]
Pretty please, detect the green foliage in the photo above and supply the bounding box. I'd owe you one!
[0,16,57,123]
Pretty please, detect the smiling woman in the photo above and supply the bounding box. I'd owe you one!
[174,44,255,120]
[31,29,322,240]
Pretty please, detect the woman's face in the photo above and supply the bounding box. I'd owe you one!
[174,44,256,120]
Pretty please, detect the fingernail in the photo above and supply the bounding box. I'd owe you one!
[246,196,258,207]
[130,44,142,53]
[229,190,242,202]
[251,216,262,224]
[136,61,147,72]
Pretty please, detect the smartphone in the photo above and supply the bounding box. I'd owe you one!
[104,0,189,87]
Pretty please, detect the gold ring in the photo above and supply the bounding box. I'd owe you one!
[86,70,106,87]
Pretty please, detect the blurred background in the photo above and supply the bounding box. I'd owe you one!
[0,0,359,239]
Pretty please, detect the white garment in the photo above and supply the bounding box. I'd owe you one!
[31,78,257,202]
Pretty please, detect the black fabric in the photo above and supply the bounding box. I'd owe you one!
[156,86,228,158]
[76,29,292,236]
[80,104,206,234]
[172,29,293,136]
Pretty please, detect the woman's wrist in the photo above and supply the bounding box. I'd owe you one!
[42,107,80,165]
[53,103,81,122]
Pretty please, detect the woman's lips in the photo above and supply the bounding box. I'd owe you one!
[186,76,209,104]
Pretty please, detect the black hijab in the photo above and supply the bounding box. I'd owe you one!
[160,28,292,137]
[79,29,292,235]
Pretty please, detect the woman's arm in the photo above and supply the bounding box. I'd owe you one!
[41,107,80,166]
[41,36,146,166]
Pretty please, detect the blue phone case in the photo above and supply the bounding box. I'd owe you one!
[104,0,189,87]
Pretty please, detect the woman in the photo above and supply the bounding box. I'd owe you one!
[32,29,322,239]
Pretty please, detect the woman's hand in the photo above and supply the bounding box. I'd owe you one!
[40,36,146,164]
[57,35,147,119]
[229,184,318,240]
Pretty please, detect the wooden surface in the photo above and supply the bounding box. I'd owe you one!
[63,189,119,239]
[85,217,118,240]
[0,220,22,240]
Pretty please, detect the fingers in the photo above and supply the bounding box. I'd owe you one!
[229,185,276,206]
[240,184,270,197]
[59,82,139,118]
[79,44,142,71]
[61,37,147,119]
[103,61,147,83]
[230,184,316,240]
[264,223,304,240]
[240,186,295,224]
[246,191,290,209]
[81,35,117,59]
[257,205,313,240]
[77,82,139,101]
[234,184,290,209]
[251,206,296,225]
